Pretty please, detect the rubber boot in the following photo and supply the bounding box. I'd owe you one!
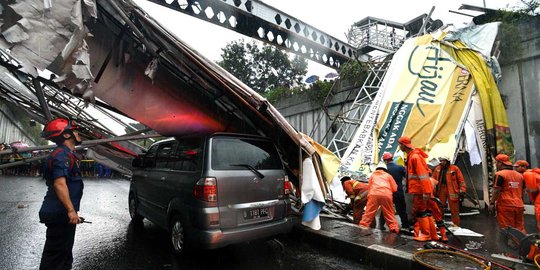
[429,217,439,241]
[439,226,448,242]
[413,217,431,241]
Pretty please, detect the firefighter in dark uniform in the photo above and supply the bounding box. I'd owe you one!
[39,118,84,270]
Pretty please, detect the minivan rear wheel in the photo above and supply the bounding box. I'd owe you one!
[128,194,143,224]
[170,216,185,254]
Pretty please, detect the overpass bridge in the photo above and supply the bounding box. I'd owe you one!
[0,0,441,171]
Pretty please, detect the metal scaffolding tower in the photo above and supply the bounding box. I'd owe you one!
[321,14,440,158]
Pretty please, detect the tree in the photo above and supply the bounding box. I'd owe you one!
[217,39,308,94]
[473,0,539,64]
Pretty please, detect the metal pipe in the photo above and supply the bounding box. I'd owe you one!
[0,133,161,155]
[0,155,47,169]
[517,62,531,163]
[32,78,53,121]
[419,6,436,35]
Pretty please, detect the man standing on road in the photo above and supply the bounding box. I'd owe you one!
[489,154,525,233]
[39,118,84,270]
[398,136,436,241]
[341,176,369,224]
[433,155,466,226]
[379,152,410,230]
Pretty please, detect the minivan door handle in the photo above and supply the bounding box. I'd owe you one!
[160,176,166,182]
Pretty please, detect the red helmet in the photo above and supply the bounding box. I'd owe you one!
[42,118,80,140]
[382,152,393,160]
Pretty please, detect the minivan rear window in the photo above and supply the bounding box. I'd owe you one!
[211,137,282,170]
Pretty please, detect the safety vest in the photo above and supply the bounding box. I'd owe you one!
[433,164,466,201]
[494,169,524,208]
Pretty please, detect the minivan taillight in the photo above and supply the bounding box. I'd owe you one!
[283,175,291,196]
[193,177,217,202]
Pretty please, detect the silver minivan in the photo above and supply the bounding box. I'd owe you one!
[129,133,295,253]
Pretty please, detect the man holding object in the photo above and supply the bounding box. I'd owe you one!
[39,118,84,270]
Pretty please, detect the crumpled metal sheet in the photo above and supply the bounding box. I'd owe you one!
[0,0,97,101]
[2,24,29,43]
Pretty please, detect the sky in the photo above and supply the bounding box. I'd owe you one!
[132,0,523,78]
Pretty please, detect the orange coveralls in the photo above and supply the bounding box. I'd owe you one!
[494,169,525,233]
[343,179,369,224]
[406,148,436,241]
[427,176,447,241]
[406,148,432,216]
[525,168,540,233]
[359,170,399,233]
[433,164,466,226]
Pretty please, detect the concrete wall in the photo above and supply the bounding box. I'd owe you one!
[499,16,540,168]
[274,80,362,146]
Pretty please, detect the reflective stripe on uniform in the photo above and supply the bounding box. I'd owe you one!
[409,174,429,180]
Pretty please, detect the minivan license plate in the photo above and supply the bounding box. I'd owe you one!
[244,207,269,220]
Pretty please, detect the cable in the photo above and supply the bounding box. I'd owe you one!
[413,249,489,270]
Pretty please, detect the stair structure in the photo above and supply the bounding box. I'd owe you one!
[318,14,442,159]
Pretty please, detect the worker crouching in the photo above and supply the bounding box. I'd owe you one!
[359,163,400,234]
[341,176,369,224]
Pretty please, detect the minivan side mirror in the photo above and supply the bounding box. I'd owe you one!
[132,156,144,168]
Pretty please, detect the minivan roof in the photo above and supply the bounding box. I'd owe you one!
[151,132,272,148]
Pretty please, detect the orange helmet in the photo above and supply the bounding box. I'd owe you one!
[42,118,79,140]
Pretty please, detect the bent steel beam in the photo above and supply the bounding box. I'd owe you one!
[146,0,364,68]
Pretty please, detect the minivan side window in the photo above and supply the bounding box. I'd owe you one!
[155,141,177,169]
[144,145,159,168]
[211,138,282,170]
[170,138,202,171]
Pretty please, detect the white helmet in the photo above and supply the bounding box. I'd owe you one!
[438,155,451,161]
[376,162,387,171]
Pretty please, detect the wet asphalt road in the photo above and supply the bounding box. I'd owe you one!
[0,176,368,270]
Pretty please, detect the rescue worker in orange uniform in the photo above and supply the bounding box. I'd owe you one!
[516,160,538,202]
[359,163,400,233]
[534,167,540,234]
[341,176,369,224]
[489,154,525,233]
[426,169,448,242]
[398,136,435,241]
[378,152,410,230]
[433,155,466,226]
[515,160,540,233]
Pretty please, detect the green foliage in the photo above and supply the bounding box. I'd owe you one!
[307,80,334,107]
[217,39,308,93]
[476,0,539,63]
[263,80,334,108]
[263,85,304,104]
[338,61,367,85]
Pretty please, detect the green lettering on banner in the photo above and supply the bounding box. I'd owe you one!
[377,102,413,160]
